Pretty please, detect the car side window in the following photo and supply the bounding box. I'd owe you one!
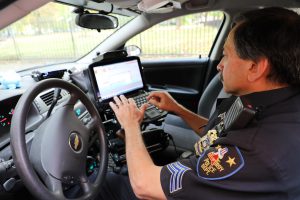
[126,11,224,60]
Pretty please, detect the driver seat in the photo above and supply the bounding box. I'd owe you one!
[162,73,229,151]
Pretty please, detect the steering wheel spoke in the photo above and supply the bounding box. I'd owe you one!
[85,118,98,132]
[67,91,81,105]
[46,176,65,198]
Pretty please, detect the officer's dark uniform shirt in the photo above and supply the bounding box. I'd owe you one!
[160,87,300,200]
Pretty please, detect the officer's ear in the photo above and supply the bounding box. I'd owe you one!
[247,57,269,82]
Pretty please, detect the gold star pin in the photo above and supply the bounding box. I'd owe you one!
[226,156,236,167]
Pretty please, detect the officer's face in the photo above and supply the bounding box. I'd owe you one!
[217,28,253,96]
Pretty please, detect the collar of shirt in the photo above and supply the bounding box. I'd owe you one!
[241,86,300,110]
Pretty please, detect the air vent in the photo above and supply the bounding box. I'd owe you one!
[40,90,62,106]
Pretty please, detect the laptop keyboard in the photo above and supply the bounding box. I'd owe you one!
[132,92,166,121]
[133,92,148,108]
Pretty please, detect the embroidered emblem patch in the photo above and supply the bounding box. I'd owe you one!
[166,161,191,193]
[194,129,219,156]
[197,145,244,180]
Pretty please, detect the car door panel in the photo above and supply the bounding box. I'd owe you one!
[142,58,209,112]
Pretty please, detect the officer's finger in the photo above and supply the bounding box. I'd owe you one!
[120,95,128,104]
[128,98,136,106]
[148,97,161,107]
[147,91,161,100]
[109,102,118,113]
[113,96,122,106]
[140,103,149,115]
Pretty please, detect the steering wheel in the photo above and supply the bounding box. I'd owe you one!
[10,79,107,200]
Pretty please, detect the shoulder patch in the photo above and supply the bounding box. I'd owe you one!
[166,161,191,193]
[197,145,244,180]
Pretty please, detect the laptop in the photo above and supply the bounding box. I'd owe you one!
[88,56,166,121]
[88,56,147,102]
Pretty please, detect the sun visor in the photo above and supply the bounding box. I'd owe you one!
[184,0,213,10]
[105,0,140,8]
[138,0,187,13]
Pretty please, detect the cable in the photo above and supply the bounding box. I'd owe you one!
[168,134,180,158]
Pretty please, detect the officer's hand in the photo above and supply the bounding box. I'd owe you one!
[147,91,181,113]
[109,95,148,129]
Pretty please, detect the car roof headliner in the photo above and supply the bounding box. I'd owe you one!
[1,0,300,31]
[56,0,300,15]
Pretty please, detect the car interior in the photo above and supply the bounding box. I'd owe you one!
[0,0,299,199]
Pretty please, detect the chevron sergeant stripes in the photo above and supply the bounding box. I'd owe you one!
[166,161,191,193]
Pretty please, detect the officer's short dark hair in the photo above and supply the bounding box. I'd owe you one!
[233,7,300,86]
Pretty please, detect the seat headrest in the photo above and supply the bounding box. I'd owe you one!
[197,73,230,118]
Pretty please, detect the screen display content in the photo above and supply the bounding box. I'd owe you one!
[90,57,144,102]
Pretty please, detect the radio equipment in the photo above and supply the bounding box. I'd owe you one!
[223,97,256,131]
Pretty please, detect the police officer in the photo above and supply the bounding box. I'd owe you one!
[106,7,300,200]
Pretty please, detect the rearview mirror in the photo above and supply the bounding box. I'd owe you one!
[75,13,118,30]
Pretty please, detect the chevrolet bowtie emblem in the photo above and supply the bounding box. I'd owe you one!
[74,135,79,150]
[69,132,82,153]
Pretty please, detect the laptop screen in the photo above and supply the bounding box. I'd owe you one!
[89,57,144,102]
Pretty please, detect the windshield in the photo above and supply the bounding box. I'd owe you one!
[0,2,133,72]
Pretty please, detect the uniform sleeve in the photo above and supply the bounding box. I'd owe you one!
[160,145,246,200]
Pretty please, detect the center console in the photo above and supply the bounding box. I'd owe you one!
[104,118,169,165]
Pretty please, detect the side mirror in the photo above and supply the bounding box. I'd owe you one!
[75,13,118,30]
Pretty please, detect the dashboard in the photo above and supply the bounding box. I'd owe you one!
[0,68,169,197]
